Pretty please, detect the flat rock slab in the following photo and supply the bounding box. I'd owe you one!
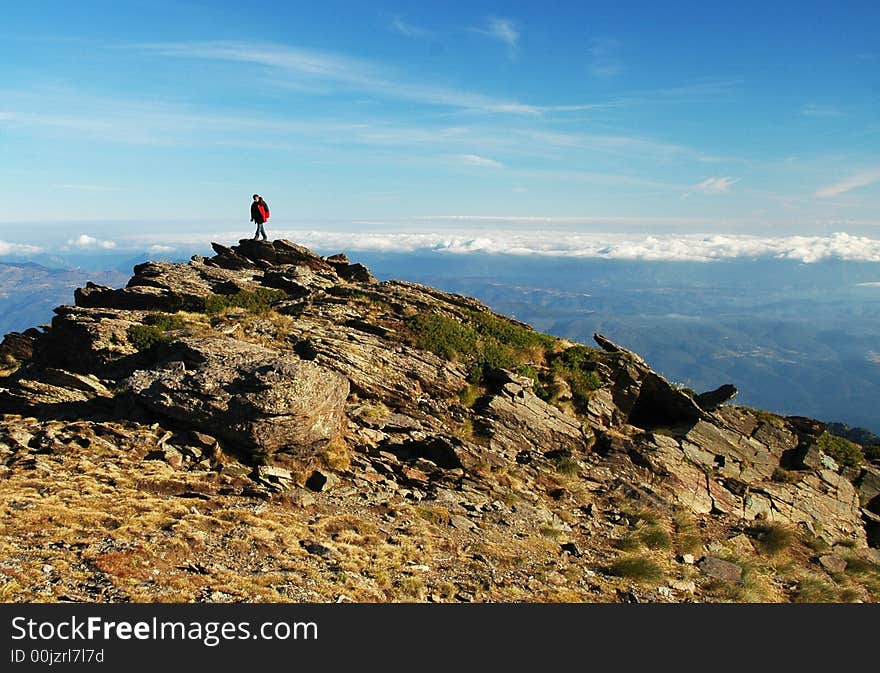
[698,556,743,584]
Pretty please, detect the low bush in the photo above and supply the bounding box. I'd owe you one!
[204,288,287,315]
[545,346,603,411]
[127,324,169,352]
[817,432,864,468]
[409,311,554,383]
[751,522,795,556]
[606,554,665,583]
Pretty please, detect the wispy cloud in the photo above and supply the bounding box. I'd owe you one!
[589,38,623,78]
[473,17,520,48]
[0,240,42,256]
[455,154,504,168]
[391,17,431,39]
[471,17,520,59]
[816,169,880,197]
[66,234,117,249]
[136,41,539,115]
[800,103,843,118]
[693,176,739,194]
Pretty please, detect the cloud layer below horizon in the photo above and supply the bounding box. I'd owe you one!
[4,231,880,264]
[108,229,880,264]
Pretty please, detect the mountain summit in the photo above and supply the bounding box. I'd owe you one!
[1,239,878,602]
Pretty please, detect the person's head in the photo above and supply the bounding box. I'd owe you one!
[253,194,260,201]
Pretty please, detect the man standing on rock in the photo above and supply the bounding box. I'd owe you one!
[250,194,269,241]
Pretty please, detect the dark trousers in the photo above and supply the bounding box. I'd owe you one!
[254,222,267,240]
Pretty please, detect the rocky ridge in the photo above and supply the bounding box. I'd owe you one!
[1,239,879,603]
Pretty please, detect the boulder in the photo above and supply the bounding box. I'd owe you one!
[124,337,348,459]
[697,556,743,584]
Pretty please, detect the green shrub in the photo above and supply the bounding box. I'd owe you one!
[795,576,842,603]
[410,313,479,361]
[127,324,169,351]
[143,313,187,331]
[468,311,555,351]
[458,383,482,408]
[606,555,665,583]
[204,288,287,315]
[126,311,192,351]
[816,432,864,468]
[545,346,603,410]
[409,310,554,383]
[639,525,673,551]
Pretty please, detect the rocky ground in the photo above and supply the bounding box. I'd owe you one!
[1,239,879,603]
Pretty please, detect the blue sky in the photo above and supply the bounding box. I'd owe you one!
[1,0,879,257]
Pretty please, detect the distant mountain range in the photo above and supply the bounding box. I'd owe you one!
[0,262,128,335]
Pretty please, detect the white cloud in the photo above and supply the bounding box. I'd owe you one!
[816,169,880,197]
[0,240,42,256]
[67,234,117,249]
[455,154,504,167]
[128,229,880,264]
[137,41,538,115]
[391,17,430,39]
[148,244,175,253]
[694,176,739,194]
[473,18,520,48]
[589,38,623,78]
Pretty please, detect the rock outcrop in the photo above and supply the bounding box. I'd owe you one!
[124,337,349,460]
[1,238,878,604]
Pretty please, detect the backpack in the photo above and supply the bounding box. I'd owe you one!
[260,200,270,220]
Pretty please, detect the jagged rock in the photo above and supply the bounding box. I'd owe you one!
[478,375,592,459]
[261,270,311,297]
[35,306,146,375]
[75,282,181,311]
[593,333,645,364]
[592,334,705,429]
[694,384,738,410]
[208,243,258,270]
[682,421,779,484]
[632,432,739,515]
[856,465,880,513]
[0,329,40,364]
[754,471,864,545]
[797,444,840,472]
[585,388,619,428]
[628,373,706,429]
[124,337,348,458]
[670,579,696,593]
